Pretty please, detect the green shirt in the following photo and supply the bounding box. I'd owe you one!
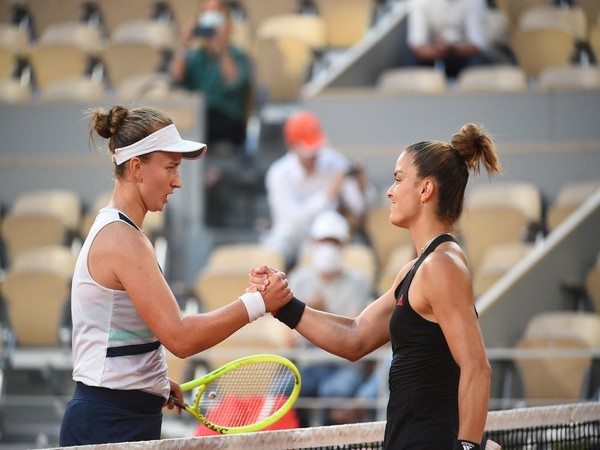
[182,45,251,121]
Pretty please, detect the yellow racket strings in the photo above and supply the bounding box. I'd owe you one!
[197,361,295,428]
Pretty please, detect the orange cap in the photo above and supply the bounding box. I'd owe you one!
[284,111,325,153]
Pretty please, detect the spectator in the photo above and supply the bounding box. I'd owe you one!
[287,210,374,426]
[262,111,374,267]
[170,0,252,151]
[169,0,254,226]
[404,0,492,79]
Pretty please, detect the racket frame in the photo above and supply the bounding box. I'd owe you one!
[177,353,301,434]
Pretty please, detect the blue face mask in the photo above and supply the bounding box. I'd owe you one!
[195,11,225,38]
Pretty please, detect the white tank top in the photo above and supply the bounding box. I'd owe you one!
[71,207,169,399]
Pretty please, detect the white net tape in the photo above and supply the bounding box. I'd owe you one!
[47,402,599,450]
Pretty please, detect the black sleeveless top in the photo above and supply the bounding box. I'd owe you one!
[384,234,461,450]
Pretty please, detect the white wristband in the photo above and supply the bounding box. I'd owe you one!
[239,291,266,323]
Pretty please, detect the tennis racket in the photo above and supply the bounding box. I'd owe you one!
[172,354,301,434]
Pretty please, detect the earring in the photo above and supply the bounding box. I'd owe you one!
[420,199,426,206]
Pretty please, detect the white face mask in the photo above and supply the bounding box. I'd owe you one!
[311,242,343,274]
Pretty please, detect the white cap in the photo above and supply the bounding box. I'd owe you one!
[310,210,350,243]
[113,124,207,165]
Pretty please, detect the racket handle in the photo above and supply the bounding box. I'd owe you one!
[485,440,501,450]
[168,395,187,408]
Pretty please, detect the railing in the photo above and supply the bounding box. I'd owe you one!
[5,345,599,421]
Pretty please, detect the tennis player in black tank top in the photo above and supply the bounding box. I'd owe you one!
[250,123,502,449]
[386,234,461,448]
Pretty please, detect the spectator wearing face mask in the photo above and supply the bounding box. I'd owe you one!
[286,210,375,427]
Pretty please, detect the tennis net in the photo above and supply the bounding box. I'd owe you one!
[48,402,599,449]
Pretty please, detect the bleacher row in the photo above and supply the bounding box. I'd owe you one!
[0,0,384,104]
[1,0,600,104]
[377,0,600,93]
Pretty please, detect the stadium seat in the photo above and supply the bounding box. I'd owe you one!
[38,22,104,56]
[364,205,412,270]
[515,311,600,400]
[340,243,378,285]
[456,64,529,92]
[251,34,312,103]
[0,1,15,24]
[236,0,300,34]
[574,0,600,33]
[114,72,173,101]
[518,5,587,40]
[458,182,542,272]
[111,19,177,52]
[314,0,375,48]
[195,268,252,312]
[590,24,600,62]
[295,242,378,285]
[100,42,164,89]
[0,78,31,103]
[1,190,81,264]
[509,28,575,79]
[1,213,65,265]
[495,0,553,30]
[204,243,285,271]
[0,44,16,80]
[538,65,600,91]
[40,75,105,102]
[546,181,600,232]
[21,0,85,38]
[1,245,77,347]
[93,0,158,38]
[377,67,448,94]
[585,256,600,315]
[195,243,285,313]
[12,245,77,281]
[0,24,30,56]
[27,43,92,92]
[472,241,535,297]
[2,269,70,346]
[12,189,81,233]
[256,13,327,54]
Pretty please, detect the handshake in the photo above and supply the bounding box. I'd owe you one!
[239,266,305,329]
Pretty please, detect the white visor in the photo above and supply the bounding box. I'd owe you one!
[113,124,207,165]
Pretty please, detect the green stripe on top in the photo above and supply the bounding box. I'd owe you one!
[109,329,155,342]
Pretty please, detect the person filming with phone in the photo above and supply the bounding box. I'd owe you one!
[169,0,251,151]
[169,0,253,226]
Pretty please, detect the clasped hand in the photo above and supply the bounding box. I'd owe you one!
[246,266,292,313]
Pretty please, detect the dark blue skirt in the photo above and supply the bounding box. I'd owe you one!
[60,382,165,446]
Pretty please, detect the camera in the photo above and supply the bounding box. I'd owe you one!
[346,165,360,177]
[195,24,217,38]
